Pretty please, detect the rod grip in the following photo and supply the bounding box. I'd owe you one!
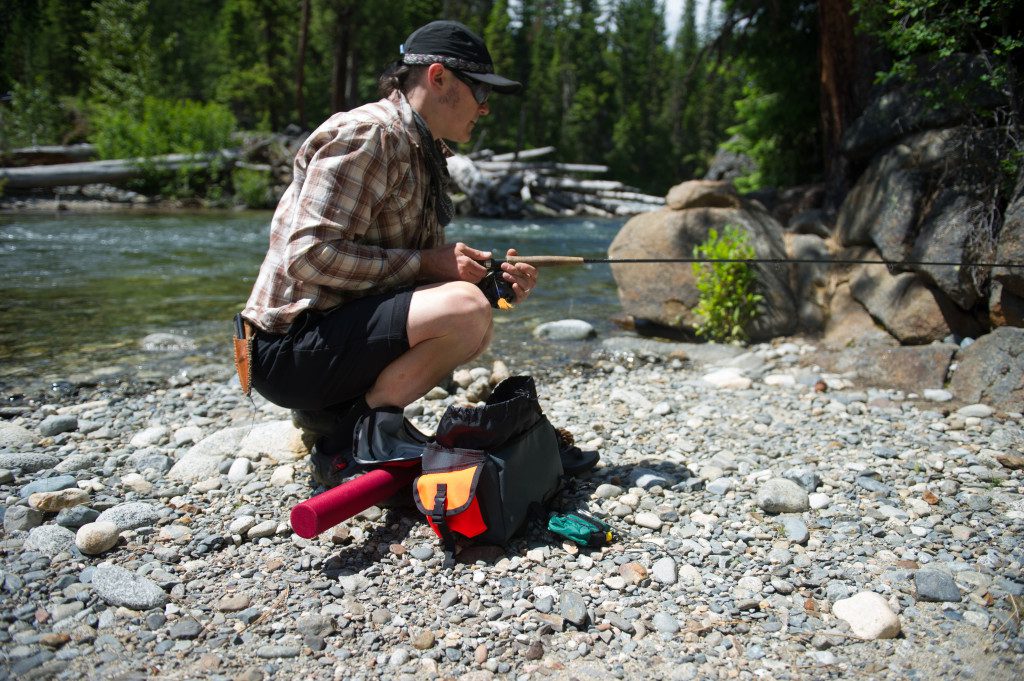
[505,255,586,267]
[290,464,419,539]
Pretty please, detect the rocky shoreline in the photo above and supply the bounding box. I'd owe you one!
[1,336,1022,680]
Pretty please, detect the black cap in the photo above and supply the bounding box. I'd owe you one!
[401,20,522,95]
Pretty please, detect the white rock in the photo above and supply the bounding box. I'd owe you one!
[702,368,752,390]
[76,521,120,555]
[238,420,306,463]
[763,373,795,387]
[594,484,623,499]
[130,426,169,448]
[652,557,677,585]
[634,512,662,530]
[172,425,204,446]
[227,458,252,482]
[168,426,248,482]
[229,516,257,535]
[832,591,900,640]
[678,564,702,585]
[270,465,295,486]
[956,404,994,418]
[120,473,153,494]
[923,389,953,402]
[808,493,831,510]
[533,319,596,341]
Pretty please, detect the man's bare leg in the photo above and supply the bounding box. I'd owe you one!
[365,281,492,408]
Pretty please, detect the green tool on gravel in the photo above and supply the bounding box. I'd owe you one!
[548,511,614,548]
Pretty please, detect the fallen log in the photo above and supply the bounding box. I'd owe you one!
[1,144,97,167]
[0,150,240,189]
[476,160,609,174]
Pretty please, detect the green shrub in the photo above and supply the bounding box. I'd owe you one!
[89,96,237,198]
[91,96,236,159]
[0,78,68,150]
[232,167,273,208]
[691,225,764,344]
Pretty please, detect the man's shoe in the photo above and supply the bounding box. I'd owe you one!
[309,441,365,489]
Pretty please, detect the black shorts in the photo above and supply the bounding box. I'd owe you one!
[251,288,413,412]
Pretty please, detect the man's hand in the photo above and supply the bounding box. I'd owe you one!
[419,242,491,283]
[501,248,537,304]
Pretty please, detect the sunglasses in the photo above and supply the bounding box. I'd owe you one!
[450,69,491,105]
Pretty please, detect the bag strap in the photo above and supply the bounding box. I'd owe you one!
[431,483,457,566]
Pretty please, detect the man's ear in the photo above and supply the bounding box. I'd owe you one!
[425,63,446,91]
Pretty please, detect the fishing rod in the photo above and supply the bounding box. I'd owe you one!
[499,255,1021,269]
[478,253,1020,308]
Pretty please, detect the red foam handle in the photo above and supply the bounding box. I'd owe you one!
[290,463,419,538]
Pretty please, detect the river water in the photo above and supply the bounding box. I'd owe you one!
[0,211,627,390]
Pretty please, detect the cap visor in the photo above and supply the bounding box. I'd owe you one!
[464,71,522,95]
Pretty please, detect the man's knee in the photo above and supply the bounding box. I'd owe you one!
[440,281,492,332]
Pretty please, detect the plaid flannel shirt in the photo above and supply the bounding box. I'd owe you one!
[243,91,445,334]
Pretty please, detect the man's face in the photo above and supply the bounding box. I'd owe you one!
[439,68,490,144]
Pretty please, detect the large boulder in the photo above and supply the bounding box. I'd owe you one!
[608,206,797,341]
[850,265,949,344]
[837,128,996,310]
[822,282,898,350]
[949,327,1024,410]
[666,180,740,210]
[849,260,982,344]
[993,171,1024,301]
[807,343,957,393]
[841,56,1004,162]
[785,233,831,333]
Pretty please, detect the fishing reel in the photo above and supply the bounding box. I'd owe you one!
[478,259,517,310]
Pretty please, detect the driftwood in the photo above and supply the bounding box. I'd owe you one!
[1,144,97,167]
[447,147,665,219]
[0,150,240,189]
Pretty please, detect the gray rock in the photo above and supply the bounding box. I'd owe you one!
[0,423,36,449]
[247,520,277,539]
[19,475,78,498]
[652,612,680,634]
[0,452,59,473]
[4,505,44,532]
[533,319,596,341]
[55,506,100,529]
[440,589,461,609]
[96,502,161,531]
[25,524,77,556]
[39,415,78,437]
[779,515,809,544]
[129,450,173,474]
[91,564,168,610]
[915,570,962,603]
[256,645,300,659]
[756,478,810,514]
[782,468,821,492]
[411,545,434,561]
[168,618,203,639]
[559,590,588,628]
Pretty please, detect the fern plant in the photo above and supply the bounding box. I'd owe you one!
[691,225,764,344]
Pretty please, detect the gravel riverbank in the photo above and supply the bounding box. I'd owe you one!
[1,336,1022,680]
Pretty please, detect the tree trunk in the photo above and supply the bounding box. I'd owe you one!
[818,0,859,210]
[296,0,311,129]
[331,1,355,113]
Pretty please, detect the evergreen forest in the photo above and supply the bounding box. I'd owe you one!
[1,0,1021,199]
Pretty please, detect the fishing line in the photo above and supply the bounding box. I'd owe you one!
[500,255,1022,269]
